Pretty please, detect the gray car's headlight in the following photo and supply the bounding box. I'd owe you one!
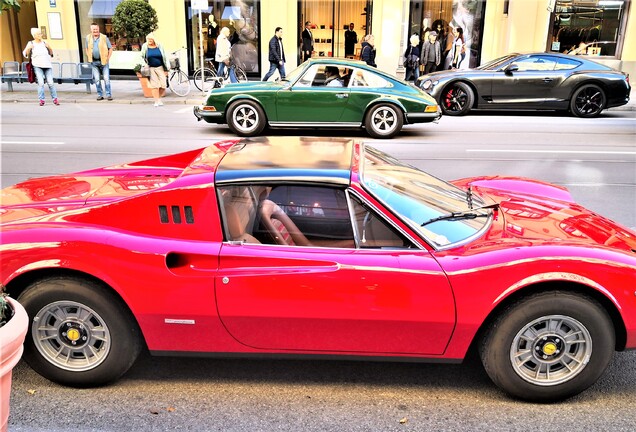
[421,79,438,91]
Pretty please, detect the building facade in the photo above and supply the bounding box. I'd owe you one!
[1,0,634,79]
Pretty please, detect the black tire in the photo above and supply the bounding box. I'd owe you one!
[193,68,217,92]
[570,84,606,118]
[479,291,614,402]
[439,82,473,116]
[227,100,267,136]
[364,104,403,139]
[17,277,142,387]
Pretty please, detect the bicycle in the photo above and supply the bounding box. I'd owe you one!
[193,58,247,92]
[167,50,191,97]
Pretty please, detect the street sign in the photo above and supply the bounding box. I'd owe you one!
[192,0,209,10]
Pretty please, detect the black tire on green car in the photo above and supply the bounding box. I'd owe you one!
[440,81,474,116]
[227,100,267,136]
[17,276,143,387]
[479,291,615,402]
[365,103,403,139]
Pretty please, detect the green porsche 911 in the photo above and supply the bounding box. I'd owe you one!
[194,58,441,139]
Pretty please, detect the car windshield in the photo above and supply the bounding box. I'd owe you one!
[282,62,308,83]
[361,146,490,248]
[477,54,517,71]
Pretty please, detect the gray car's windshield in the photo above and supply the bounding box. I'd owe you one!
[361,146,490,248]
[477,54,518,71]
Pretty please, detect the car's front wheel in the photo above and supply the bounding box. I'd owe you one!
[18,277,142,387]
[570,84,606,118]
[365,104,403,139]
[440,82,473,116]
[479,291,614,402]
[227,100,267,136]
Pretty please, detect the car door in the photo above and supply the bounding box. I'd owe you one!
[275,64,350,123]
[215,186,456,355]
[490,55,562,107]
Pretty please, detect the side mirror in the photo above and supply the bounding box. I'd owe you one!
[504,64,519,74]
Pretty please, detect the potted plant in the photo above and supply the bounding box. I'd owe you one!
[133,63,153,98]
[0,289,28,432]
[111,0,158,52]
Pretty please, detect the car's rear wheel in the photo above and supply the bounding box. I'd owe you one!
[227,100,266,136]
[365,104,403,139]
[570,84,606,118]
[18,277,142,387]
[479,291,614,402]
[440,82,473,116]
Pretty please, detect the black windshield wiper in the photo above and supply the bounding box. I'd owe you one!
[420,203,500,227]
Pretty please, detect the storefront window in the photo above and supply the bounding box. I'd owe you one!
[549,0,630,58]
[185,1,259,75]
[299,0,372,61]
[407,0,486,70]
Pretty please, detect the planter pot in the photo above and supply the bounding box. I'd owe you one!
[135,72,153,98]
[0,297,28,432]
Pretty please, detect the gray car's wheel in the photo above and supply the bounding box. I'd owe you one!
[440,82,473,116]
[227,100,266,136]
[365,104,403,139]
[479,291,614,402]
[570,84,606,118]
[18,277,142,387]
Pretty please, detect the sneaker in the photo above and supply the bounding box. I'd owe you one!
[157,100,164,106]
[153,101,159,107]
[39,100,45,106]
[53,98,59,105]
[107,96,113,101]
[97,96,104,101]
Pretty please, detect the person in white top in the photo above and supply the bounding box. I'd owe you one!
[215,27,238,83]
[23,27,59,106]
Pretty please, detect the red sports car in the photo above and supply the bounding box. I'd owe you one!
[1,137,635,402]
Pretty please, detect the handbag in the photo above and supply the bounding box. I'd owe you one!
[140,64,151,77]
[26,57,35,83]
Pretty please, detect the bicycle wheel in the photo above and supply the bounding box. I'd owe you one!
[169,70,191,97]
[235,67,247,83]
[193,68,218,92]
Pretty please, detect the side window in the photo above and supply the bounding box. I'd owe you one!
[218,185,262,244]
[253,185,355,248]
[350,69,389,88]
[349,194,414,249]
[295,64,320,87]
[510,56,556,72]
[554,57,581,71]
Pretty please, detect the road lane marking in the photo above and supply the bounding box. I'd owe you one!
[467,149,636,155]
[1,141,65,145]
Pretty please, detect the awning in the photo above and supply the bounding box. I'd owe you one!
[88,0,121,19]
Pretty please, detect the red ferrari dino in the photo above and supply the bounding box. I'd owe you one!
[1,137,635,402]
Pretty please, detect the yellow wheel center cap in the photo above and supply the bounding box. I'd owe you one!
[543,342,558,356]
[67,328,81,342]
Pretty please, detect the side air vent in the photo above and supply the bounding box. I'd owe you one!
[159,205,195,224]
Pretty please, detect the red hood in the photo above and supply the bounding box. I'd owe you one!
[453,176,636,253]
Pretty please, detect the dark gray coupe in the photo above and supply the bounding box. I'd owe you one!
[416,53,631,117]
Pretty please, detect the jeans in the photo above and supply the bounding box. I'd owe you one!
[405,66,420,81]
[91,62,111,97]
[262,61,286,81]
[217,62,238,83]
[34,66,58,101]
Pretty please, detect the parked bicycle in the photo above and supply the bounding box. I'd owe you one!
[167,49,191,97]
[193,58,247,92]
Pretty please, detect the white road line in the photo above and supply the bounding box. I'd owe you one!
[1,141,65,145]
[467,149,636,155]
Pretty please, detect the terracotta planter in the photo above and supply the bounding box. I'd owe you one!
[0,297,28,432]
[135,72,153,98]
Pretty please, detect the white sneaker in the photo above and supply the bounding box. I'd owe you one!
[153,101,160,107]
[157,100,164,106]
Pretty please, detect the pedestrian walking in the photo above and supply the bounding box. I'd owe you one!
[360,34,377,68]
[263,27,286,81]
[216,27,238,83]
[140,33,170,107]
[22,27,59,106]
[85,22,113,100]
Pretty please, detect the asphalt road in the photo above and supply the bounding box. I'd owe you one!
[2,103,636,431]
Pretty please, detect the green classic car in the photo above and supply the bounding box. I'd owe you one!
[194,58,441,139]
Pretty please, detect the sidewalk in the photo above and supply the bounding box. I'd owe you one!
[1,77,634,111]
[0,77,206,106]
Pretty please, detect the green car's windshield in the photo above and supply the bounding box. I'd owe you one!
[282,62,308,83]
[361,146,490,248]
[477,54,517,71]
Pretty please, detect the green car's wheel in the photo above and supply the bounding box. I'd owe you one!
[365,104,403,139]
[227,100,266,136]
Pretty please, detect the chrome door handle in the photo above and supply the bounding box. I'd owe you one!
[335,93,349,98]
[543,78,553,83]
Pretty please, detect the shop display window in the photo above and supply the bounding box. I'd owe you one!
[548,0,629,58]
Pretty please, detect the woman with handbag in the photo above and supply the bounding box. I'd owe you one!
[22,27,59,106]
[403,34,420,81]
[140,33,170,107]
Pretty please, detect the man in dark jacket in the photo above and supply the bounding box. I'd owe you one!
[344,23,358,57]
[301,21,314,61]
[263,27,286,81]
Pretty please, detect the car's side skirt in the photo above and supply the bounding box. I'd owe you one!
[268,122,362,128]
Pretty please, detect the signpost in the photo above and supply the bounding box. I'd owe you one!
[192,0,209,93]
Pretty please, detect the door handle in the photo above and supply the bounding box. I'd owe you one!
[543,78,553,83]
[335,93,349,98]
